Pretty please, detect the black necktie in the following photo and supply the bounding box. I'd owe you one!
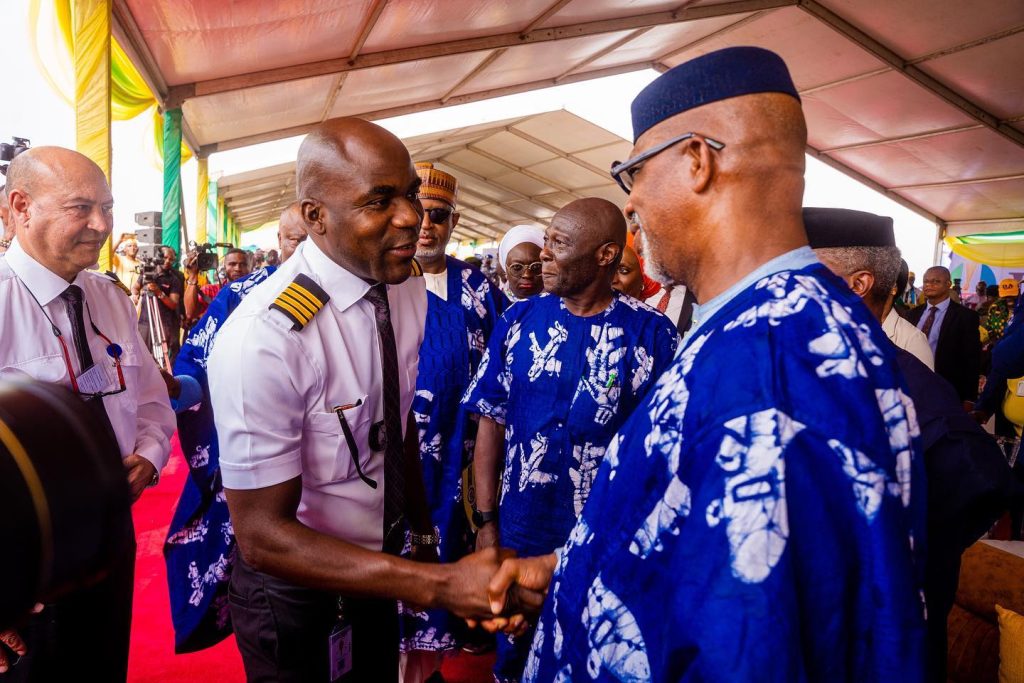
[921,306,939,338]
[363,283,405,554]
[60,285,94,372]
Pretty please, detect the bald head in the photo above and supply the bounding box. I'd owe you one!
[295,117,423,284]
[6,146,113,281]
[552,197,627,252]
[541,197,626,299]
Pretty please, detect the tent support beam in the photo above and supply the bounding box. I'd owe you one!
[890,173,1024,191]
[199,60,659,154]
[797,0,1024,150]
[805,144,943,226]
[167,0,796,106]
[439,159,563,212]
[504,127,610,178]
[819,124,984,154]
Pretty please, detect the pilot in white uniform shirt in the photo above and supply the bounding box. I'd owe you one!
[208,238,427,551]
[0,238,175,472]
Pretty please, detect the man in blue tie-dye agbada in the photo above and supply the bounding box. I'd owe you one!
[484,47,928,683]
[462,197,679,682]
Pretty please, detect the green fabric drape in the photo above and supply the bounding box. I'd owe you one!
[161,108,183,255]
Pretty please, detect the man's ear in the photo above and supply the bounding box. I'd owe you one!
[848,270,875,298]
[7,188,30,229]
[597,242,622,268]
[682,138,716,194]
[451,211,460,230]
[301,199,325,235]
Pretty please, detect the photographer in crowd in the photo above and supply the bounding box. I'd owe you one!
[182,247,250,327]
[132,244,184,365]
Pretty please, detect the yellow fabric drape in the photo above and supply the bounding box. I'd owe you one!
[944,236,1024,268]
[31,0,191,163]
[196,158,209,244]
[72,0,112,271]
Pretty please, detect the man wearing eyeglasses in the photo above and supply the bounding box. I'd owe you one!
[483,47,927,682]
[0,147,175,681]
[400,162,508,678]
[461,196,678,683]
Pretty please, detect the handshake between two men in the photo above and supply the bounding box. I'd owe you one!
[451,548,558,637]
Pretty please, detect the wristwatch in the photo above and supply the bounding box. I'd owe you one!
[472,508,497,527]
[410,531,440,546]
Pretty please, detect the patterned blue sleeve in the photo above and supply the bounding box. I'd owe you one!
[461,307,515,424]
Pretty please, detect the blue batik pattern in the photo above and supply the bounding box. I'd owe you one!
[164,266,276,653]
[462,292,678,682]
[526,262,929,683]
[400,257,507,653]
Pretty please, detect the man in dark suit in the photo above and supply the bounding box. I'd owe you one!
[908,266,982,403]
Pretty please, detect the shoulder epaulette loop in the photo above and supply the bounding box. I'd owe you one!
[102,271,132,296]
[269,273,330,331]
[409,258,423,276]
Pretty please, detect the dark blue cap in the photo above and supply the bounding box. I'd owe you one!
[803,207,896,248]
[630,46,800,143]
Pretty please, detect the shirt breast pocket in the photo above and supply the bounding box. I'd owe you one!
[305,395,372,484]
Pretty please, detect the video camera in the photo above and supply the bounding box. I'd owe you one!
[187,241,234,272]
[0,137,31,176]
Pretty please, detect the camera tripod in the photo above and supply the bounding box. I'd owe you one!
[141,288,173,373]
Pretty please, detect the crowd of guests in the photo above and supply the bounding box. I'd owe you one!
[1,45,1022,683]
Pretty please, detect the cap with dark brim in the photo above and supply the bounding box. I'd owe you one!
[803,207,895,248]
[630,46,800,143]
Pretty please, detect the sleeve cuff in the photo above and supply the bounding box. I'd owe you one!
[221,452,303,490]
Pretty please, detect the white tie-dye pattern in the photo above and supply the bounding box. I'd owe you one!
[876,387,920,507]
[705,409,803,584]
[583,575,651,681]
[569,442,606,515]
[573,324,627,425]
[631,346,652,393]
[528,322,569,381]
[828,439,888,520]
[461,269,489,320]
[518,432,557,491]
[629,475,692,558]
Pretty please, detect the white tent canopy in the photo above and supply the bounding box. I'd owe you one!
[218,110,632,239]
[114,0,1024,237]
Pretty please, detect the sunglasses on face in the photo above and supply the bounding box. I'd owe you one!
[508,262,542,277]
[610,132,726,194]
[423,207,453,224]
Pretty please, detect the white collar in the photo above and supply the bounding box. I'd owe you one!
[301,238,375,313]
[929,297,951,312]
[4,239,87,306]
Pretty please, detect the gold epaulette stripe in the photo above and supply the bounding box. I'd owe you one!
[287,282,324,310]
[278,289,318,318]
[273,297,311,326]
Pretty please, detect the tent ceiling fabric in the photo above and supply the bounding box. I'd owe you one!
[120,0,1024,234]
[217,110,630,236]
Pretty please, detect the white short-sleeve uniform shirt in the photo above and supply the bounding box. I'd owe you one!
[209,239,427,551]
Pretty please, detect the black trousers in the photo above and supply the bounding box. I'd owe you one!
[229,557,399,683]
[1,530,136,682]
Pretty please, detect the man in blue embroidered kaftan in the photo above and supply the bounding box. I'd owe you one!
[484,47,928,683]
[399,163,508,669]
[463,197,678,682]
[163,206,307,652]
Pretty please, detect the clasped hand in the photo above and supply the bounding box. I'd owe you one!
[454,549,557,636]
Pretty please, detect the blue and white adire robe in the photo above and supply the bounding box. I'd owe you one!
[399,257,508,653]
[461,291,679,682]
[164,266,276,653]
[524,249,929,683]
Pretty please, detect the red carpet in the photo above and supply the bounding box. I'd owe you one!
[128,434,494,682]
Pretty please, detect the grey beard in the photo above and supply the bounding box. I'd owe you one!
[633,213,675,287]
[416,244,447,260]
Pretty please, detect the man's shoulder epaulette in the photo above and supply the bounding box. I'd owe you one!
[102,270,131,296]
[269,273,330,331]
[410,258,423,276]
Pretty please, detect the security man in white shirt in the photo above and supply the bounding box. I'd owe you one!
[208,118,519,682]
[0,147,175,681]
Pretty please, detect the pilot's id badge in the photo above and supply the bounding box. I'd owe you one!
[1015,379,1024,397]
[328,622,353,680]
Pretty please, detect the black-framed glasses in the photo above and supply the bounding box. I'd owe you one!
[507,262,542,277]
[423,207,453,224]
[610,132,726,194]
